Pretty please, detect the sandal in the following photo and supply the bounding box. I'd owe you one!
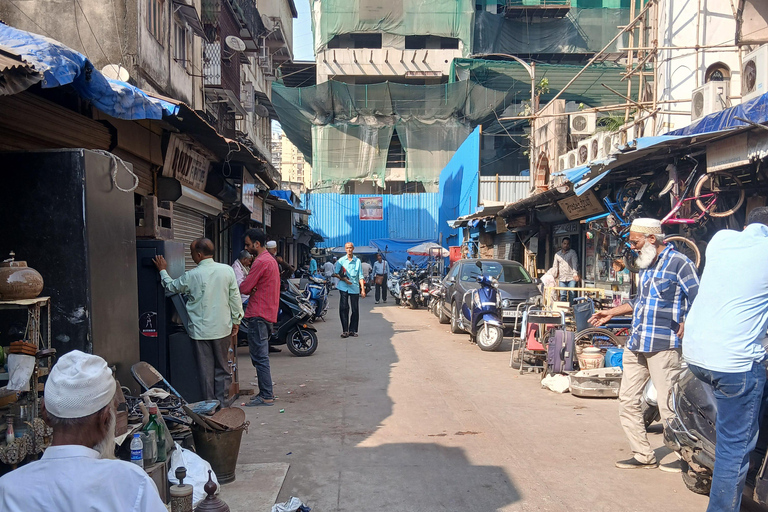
[340,332,349,338]
[245,396,274,407]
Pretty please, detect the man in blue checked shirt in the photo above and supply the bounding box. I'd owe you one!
[590,218,699,472]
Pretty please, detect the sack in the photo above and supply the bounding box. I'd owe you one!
[374,275,384,285]
[167,442,219,506]
[546,329,576,375]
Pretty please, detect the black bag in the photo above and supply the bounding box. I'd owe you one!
[546,329,576,374]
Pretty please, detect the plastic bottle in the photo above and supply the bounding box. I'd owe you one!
[143,404,166,463]
[130,433,144,468]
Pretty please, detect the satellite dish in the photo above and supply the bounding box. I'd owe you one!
[261,14,274,31]
[254,104,270,118]
[225,36,247,52]
[101,64,130,82]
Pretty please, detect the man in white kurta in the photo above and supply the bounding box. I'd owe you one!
[0,351,166,512]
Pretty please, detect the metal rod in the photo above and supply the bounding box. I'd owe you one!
[602,83,647,111]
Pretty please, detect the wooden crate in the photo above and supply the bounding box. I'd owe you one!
[136,195,173,240]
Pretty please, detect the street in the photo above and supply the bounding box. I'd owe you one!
[234,293,708,512]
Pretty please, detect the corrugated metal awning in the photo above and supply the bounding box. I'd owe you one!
[172,0,208,40]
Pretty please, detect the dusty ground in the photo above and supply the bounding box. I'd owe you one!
[232,293,708,512]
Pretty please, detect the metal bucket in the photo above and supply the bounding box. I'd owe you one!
[191,425,246,484]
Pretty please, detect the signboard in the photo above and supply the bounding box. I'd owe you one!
[264,205,272,227]
[359,196,383,220]
[557,190,604,221]
[162,134,211,191]
[707,133,749,173]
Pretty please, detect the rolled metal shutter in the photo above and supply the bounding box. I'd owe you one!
[174,205,206,270]
[494,232,517,260]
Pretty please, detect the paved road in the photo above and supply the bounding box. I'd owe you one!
[236,292,708,511]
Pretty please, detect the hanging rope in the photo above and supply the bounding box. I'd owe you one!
[91,149,140,193]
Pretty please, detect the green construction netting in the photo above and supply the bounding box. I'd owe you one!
[310,0,476,56]
[273,59,643,186]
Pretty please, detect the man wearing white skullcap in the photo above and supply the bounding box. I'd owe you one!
[0,350,166,511]
[590,218,699,472]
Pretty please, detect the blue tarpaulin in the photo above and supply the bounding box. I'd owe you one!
[438,126,481,248]
[269,190,298,207]
[370,238,436,270]
[667,91,768,136]
[0,24,178,120]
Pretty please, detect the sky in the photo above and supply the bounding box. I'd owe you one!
[292,0,315,62]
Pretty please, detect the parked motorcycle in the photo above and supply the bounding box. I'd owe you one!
[457,261,504,351]
[388,270,402,305]
[664,369,768,504]
[399,271,420,309]
[272,289,319,356]
[303,274,329,321]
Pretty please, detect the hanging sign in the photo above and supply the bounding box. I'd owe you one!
[162,134,212,191]
[557,190,604,221]
[707,133,749,173]
[359,196,383,220]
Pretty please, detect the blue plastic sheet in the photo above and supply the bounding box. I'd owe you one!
[0,24,178,120]
[369,238,437,270]
[667,91,768,136]
[269,190,298,207]
[438,126,481,249]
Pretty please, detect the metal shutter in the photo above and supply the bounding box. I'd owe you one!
[173,205,206,271]
[494,232,517,260]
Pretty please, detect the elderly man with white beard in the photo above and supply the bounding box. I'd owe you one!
[589,218,699,472]
[0,350,166,511]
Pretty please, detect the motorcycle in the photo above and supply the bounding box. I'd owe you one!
[271,289,319,356]
[303,274,329,321]
[388,270,402,305]
[457,260,504,351]
[664,369,768,503]
[400,270,421,309]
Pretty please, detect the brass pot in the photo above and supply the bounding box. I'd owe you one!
[0,253,44,301]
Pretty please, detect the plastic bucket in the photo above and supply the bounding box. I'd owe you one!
[605,347,624,369]
[191,425,245,484]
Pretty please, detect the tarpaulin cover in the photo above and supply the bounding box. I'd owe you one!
[439,126,481,248]
[474,9,631,55]
[0,24,178,119]
[311,0,475,56]
[370,238,437,270]
[269,190,299,207]
[666,91,768,136]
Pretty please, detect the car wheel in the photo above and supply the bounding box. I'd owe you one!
[450,301,463,334]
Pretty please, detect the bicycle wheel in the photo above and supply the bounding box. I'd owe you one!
[616,180,643,211]
[694,173,745,218]
[666,235,701,269]
[575,327,621,349]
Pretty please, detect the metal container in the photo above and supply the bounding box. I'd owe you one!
[191,425,246,484]
[569,367,622,398]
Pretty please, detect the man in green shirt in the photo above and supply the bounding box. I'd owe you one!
[153,238,243,405]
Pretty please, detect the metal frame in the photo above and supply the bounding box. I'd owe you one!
[509,300,566,374]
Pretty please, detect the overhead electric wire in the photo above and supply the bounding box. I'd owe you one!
[8,1,53,37]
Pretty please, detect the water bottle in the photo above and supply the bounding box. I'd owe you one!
[130,433,144,468]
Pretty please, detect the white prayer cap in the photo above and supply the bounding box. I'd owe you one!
[266,241,277,249]
[630,218,663,235]
[45,350,115,419]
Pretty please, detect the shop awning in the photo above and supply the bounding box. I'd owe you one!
[266,195,309,215]
[447,204,506,228]
[0,24,178,120]
[498,185,572,218]
[0,46,40,95]
[668,90,768,136]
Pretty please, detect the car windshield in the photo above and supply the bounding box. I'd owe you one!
[459,262,532,284]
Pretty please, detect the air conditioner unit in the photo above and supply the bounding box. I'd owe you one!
[567,149,578,170]
[577,138,591,165]
[622,125,636,145]
[558,154,569,172]
[597,133,616,159]
[691,81,730,121]
[570,112,597,135]
[241,82,255,113]
[742,44,768,103]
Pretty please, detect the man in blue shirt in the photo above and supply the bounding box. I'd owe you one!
[683,207,768,512]
[334,242,366,338]
[590,218,699,471]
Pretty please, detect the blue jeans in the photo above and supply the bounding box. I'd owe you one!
[689,362,768,512]
[559,280,577,303]
[246,317,274,400]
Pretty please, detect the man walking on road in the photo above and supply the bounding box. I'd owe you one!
[372,252,390,304]
[154,238,243,405]
[334,242,365,338]
[589,218,699,471]
[552,238,579,303]
[683,207,768,512]
[240,229,280,407]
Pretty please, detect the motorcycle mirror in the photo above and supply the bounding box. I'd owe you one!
[475,260,483,270]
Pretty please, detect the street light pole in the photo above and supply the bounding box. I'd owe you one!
[471,54,536,192]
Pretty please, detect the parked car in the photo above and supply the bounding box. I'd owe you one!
[438,259,540,335]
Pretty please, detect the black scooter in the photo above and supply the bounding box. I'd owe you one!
[665,369,768,507]
[237,289,318,356]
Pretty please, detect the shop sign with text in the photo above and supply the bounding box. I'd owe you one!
[557,191,604,221]
[359,196,383,220]
[162,134,211,191]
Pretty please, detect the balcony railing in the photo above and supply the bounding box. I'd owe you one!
[203,41,240,98]
[229,0,263,41]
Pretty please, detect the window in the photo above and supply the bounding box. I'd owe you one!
[404,35,459,50]
[460,262,532,283]
[147,0,165,43]
[327,33,382,49]
[173,21,187,67]
[705,62,730,83]
[386,131,405,168]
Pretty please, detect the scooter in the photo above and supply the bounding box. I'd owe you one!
[388,270,402,305]
[272,289,319,356]
[458,260,505,351]
[400,270,420,309]
[664,369,768,503]
[304,274,329,321]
